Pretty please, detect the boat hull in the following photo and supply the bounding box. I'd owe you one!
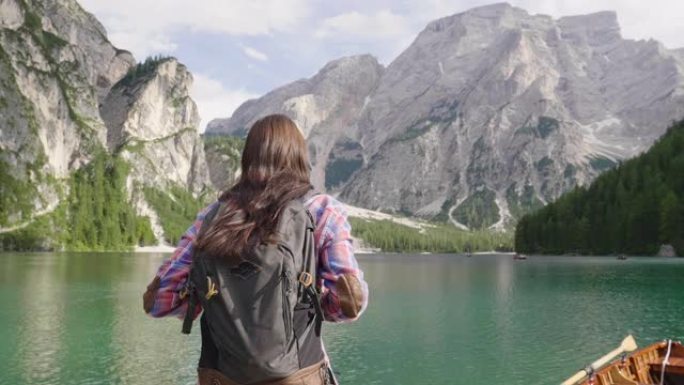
[577,341,684,385]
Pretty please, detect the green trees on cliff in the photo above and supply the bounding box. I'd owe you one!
[119,55,173,86]
[67,151,156,250]
[0,151,157,251]
[515,121,684,255]
[143,185,210,245]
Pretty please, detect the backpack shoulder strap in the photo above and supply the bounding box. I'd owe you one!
[181,202,222,335]
[296,199,324,336]
[297,205,316,293]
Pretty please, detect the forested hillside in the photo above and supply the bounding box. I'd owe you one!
[351,217,513,253]
[0,151,157,251]
[515,121,684,256]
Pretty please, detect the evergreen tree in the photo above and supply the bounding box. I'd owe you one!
[515,120,684,256]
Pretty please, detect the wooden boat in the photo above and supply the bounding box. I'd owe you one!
[562,336,684,385]
[617,254,628,260]
[513,253,527,260]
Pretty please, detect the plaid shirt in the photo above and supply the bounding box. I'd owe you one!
[148,194,369,322]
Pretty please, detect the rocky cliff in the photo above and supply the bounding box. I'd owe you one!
[207,3,684,230]
[0,0,211,249]
[101,58,210,194]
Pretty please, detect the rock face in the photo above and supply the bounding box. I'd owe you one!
[207,3,684,229]
[207,55,384,192]
[101,58,210,194]
[202,136,243,191]
[0,0,210,244]
[657,244,677,258]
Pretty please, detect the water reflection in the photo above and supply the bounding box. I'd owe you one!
[18,255,65,384]
[110,253,201,385]
[0,253,203,385]
[327,255,684,384]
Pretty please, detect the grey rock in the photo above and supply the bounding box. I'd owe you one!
[202,136,243,192]
[0,0,24,29]
[657,244,677,258]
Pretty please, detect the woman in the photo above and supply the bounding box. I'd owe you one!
[143,114,368,385]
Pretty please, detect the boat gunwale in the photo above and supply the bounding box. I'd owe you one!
[576,340,684,385]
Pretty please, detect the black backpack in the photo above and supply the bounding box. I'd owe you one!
[181,198,325,383]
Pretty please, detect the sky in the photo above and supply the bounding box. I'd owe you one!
[79,0,684,131]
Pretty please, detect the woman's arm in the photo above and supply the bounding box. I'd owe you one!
[308,195,369,322]
[143,202,218,318]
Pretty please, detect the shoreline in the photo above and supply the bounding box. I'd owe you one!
[135,245,176,253]
[355,250,515,255]
[0,250,679,258]
[131,249,516,255]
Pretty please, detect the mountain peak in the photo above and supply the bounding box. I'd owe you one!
[464,2,514,15]
[558,11,621,44]
[558,10,619,27]
[318,54,382,75]
[206,3,684,230]
[424,2,523,33]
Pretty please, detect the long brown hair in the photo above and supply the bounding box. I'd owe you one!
[196,114,312,261]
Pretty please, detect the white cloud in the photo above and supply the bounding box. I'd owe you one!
[315,10,410,39]
[400,0,684,49]
[312,9,415,63]
[190,74,258,130]
[79,0,311,58]
[80,0,684,129]
[107,31,177,57]
[510,0,684,49]
[241,45,269,62]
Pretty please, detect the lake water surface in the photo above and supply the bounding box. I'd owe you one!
[1,253,683,385]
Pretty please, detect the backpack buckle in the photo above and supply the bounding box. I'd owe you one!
[298,272,313,287]
[205,276,218,300]
[179,286,189,300]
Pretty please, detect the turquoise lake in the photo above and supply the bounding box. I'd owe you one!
[1,253,683,385]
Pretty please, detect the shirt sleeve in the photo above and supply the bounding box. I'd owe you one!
[147,202,218,319]
[313,198,369,322]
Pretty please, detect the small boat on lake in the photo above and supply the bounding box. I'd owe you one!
[562,336,684,385]
[513,253,527,260]
[617,254,627,260]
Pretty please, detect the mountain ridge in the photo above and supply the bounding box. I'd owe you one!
[2,1,683,250]
[207,4,684,230]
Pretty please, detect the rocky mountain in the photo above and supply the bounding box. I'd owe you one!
[207,54,384,191]
[0,0,211,249]
[207,3,684,230]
